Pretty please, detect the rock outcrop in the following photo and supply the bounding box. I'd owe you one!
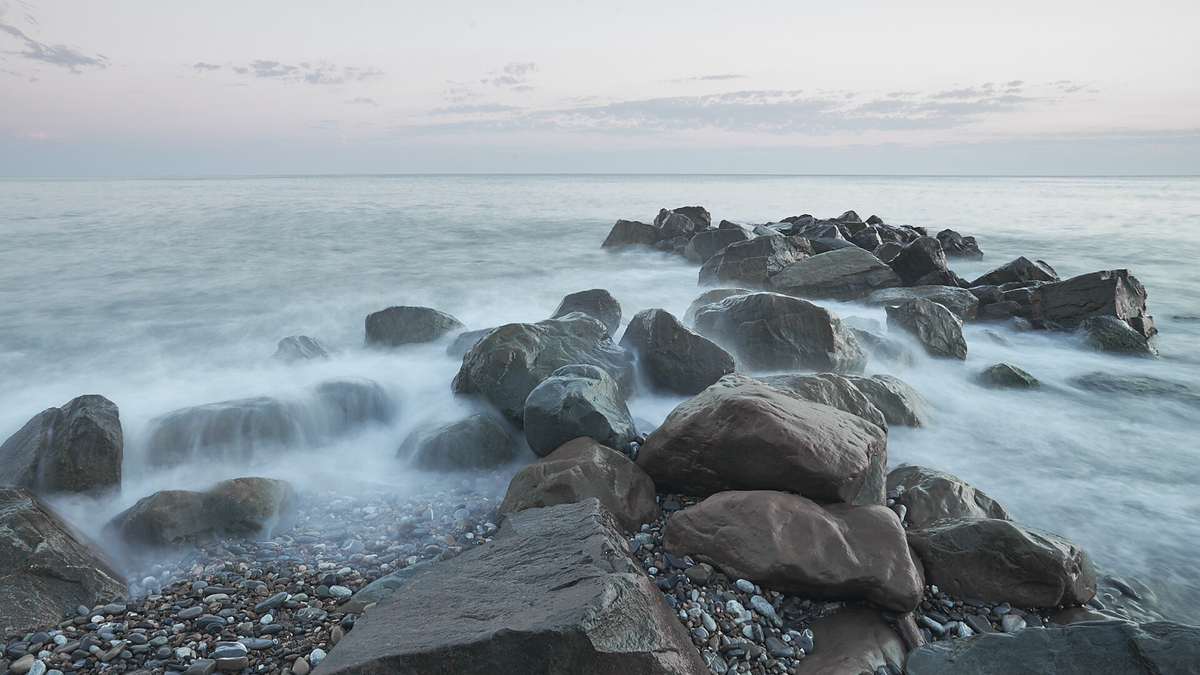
[620,309,735,395]
[886,464,1011,530]
[970,256,1058,287]
[0,395,122,495]
[698,236,813,288]
[889,237,949,287]
[769,247,901,301]
[1030,269,1155,338]
[1077,315,1158,356]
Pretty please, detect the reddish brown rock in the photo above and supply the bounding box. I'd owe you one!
[798,608,909,674]
[887,464,1010,530]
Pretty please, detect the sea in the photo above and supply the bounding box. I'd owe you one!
[2,175,1198,622]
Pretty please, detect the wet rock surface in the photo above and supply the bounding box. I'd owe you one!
[769,247,901,301]
[550,288,623,338]
[271,336,335,364]
[1031,269,1155,338]
[864,285,980,321]
[886,464,1011,530]
[886,297,968,360]
[620,308,735,396]
[364,305,465,347]
[0,395,123,496]
[845,374,932,428]
[523,364,638,457]
[399,412,517,471]
[758,373,888,431]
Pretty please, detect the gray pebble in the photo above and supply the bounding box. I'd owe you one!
[735,579,756,594]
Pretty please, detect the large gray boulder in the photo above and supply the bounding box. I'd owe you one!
[271,335,336,363]
[770,247,901,301]
[683,227,752,264]
[602,219,661,247]
[314,499,708,675]
[106,477,297,547]
[971,256,1059,287]
[887,464,1010,530]
[683,287,752,324]
[656,206,712,233]
[889,236,948,287]
[453,313,635,424]
[886,297,968,360]
[365,306,465,346]
[0,395,122,496]
[845,375,932,427]
[499,438,659,532]
[0,487,127,636]
[693,292,867,374]
[864,285,980,321]
[1077,315,1158,356]
[758,373,888,430]
[663,491,923,612]
[907,517,1096,607]
[698,235,814,288]
[619,309,735,395]
[1030,269,1155,339]
[906,620,1200,675]
[399,413,517,471]
[550,289,622,338]
[523,365,638,457]
[636,375,887,505]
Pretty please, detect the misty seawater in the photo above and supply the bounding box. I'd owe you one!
[2,175,1199,623]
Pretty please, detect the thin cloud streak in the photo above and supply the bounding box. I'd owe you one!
[0,12,107,73]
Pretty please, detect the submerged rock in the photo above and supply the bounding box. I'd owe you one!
[523,365,638,457]
[446,327,495,358]
[886,297,968,360]
[887,464,1011,530]
[399,413,517,470]
[769,247,901,301]
[1077,315,1158,356]
[978,363,1042,389]
[364,305,465,346]
[0,394,122,496]
[271,335,335,363]
[845,374,932,427]
[550,289,622,338]
[619,308,735,395]
[1069,372,1200,406]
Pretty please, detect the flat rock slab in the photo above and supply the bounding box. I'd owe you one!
[864,285,980,321]
[314,499,707,675]
[906,620,1200,675]
[771,247,901,301]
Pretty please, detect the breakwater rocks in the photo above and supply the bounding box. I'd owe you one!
[2,203,1193,675]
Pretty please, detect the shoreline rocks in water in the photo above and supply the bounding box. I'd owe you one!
[364,305,465,347]
[0,395,123,497]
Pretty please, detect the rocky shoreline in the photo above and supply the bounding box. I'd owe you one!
[3,205,1198,674]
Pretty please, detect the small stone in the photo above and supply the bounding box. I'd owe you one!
[291,658,311,675]
[254,592,288,613]
[308,648,327,666]
[965,614,996,634]
[27,661,48,675]
[735,579,756,594]
[331,625,345,645]
[178,606,204,620]
[684,564,710,586]
[750,595,781,626]
[239,638,273,651]
[701,612,717,633]
[216,656,249,671]
[1001,614,1027,633]
[329,585,352,599]
[102,603,128,615]
[764,636,794,658]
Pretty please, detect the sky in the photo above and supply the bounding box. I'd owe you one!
[1,0,1198,175]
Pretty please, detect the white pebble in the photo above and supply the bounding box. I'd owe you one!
[309,648,327,665]
[260,615,273,625]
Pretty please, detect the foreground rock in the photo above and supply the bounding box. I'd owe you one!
[315,499,708,675]
[272,335,336,363]
[864,285,980,321]
[1077,315,1158,356]
[759,373,888,430]
[1030,269,1155,338]
[398,412,516,470]
[886,297,968,360]
[636,375,887,504]
[499,438,659,532]
[550,288,622,337]
[364,305,465,346]
[906,620,1200,675]
[620,308,735,395]
[106,477,297,547]
[523,365,638,457]
[698,236,813,288]
[769,247,901,301]
[0,394,122,495]
[693,293,867,373]
[907,517,1096,607]
[844,375,932,427]
[663,491,922,612]
[887,464,1011,530]
[799,608,909,675]
[452,313,634,424]
[0,487,126,635]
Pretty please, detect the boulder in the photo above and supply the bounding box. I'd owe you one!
[769,247,901,301]
[889,237,948,287]
[758,373,888,430]
[978,363,1042,389]
[271,335,335,363]
[0,488,126,636]
[399,413,517,470]
[619,309,735,396]
[314,499,708,675]
[683,288,752,324]
[446,328,495,358]
[907,517,1096,607]
[850,227,885,251]
[1030,270,1155,338]
[683,227,753,264]
[550,289,622,338]
[499,438,659,532]
[886,298,968,360]
[655,206,711,236]
[636,375,887,504]
[845,375,932,427]
[698,236,814,288]
[106,477,296,547]
[913,268,970,288]
[146,379,390,466]
[971,256,1059,287]
[887,464,1010,530]
[1077,315,1158,356]
[601,219,661,247]
[693,293,867,374]
[905,620,1200,675]
[798,608,909,675]
[663,491,922,612]
[936,229,983,260]
[523,365,638,457]
[452,313,635,424]
[864,286,980,321]
[0,395,122,495]
[365,306,465,346]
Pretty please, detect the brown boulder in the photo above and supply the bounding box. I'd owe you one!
[887,464,1010,530]
[663,491,923,612]
[758,373,888,431]
[798,608,909,675]
[499,438,659,532]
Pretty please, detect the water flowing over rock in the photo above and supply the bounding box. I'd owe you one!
[106,477,297,547]
[145,378,391,466]
[800,608,910,675]
[271,335,335,363]
[770,247,901,301]
[906,620,1200,675]
[550,288,622,338]
[683,287,752,324]
[1070,372,1200,406]
[758,373,888,430]
[886,297,968,360]
[887,464,1011,530]
[864,285,980,321]
[602,219,662,247]
[499,438,659,532]
[636,375,887,504]
[978,363,1042,388]
[364,305,465,346]
[847,327,919,368]
[1030,269,1155,338]
[523,365,638,457]
[619,309,735,395]
[845,375,932,427]
[314,499,708,675]
[452,313,635,424]
[698,235,814,288]
[398,413,517,470]
[971,256,1059,287]
[0,395,122,496]
[693,292,867,373]
[446,327,495,358]
[889,236,949,287]
[1077,315,1158,356]
[907,517,1096,607]
[0,487,126,636]
[663,490,923,612]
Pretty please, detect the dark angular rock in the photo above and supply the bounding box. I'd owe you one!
[315,499,708,675]
[683,288,752,325]
[770,247,901,301]
[0,395,122,496]
[865,286,980,321]
[619,309,735,396]
[271,335,336,363]
[655,206,711,237]
[550,289,622,338]
[682,228,753,264]
[887,464,1010,530]
[873,241,904,263]
[1030,269,1155,338]
[845,375,932,427]
[365,306,465,346]
[601,219,661,247]
[759,373,888,431]
[523,365,637,457]
[886,298,968,360]
[978,363,1042,389]
[889,237,948,287]
[399,413,517,470]
[936,229,983,260]
[698,236,814,288]
[971,256,1059,287]
[1077,315,1158,356]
